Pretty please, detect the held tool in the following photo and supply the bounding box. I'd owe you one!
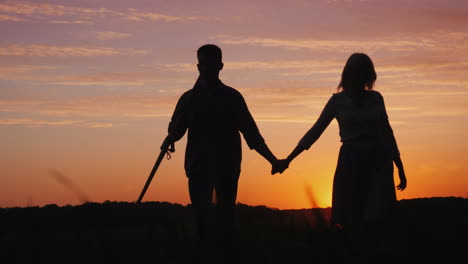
[136,142,175,204]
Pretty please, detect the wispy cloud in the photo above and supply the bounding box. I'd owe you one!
[50,81,145,87]
[0,118,112,128]
[44,70,175,86]
[0,1,213,24]
[0,44,149,57]
[0,1,114,18]
[165,60,342,72]
[215,30,468,55]
[0,118,79,126]
[0,13,25,21]
[49,20,94,25]
[0,65,57,74]
[165,58,468,74]
[96,31,132,40]
[0,64,59,82]
[0,94,179,120]
[163,56,468,87]
[124,12,213,22]
[85,122,113,128]
[0,65,194,87]
[215,34,440,52]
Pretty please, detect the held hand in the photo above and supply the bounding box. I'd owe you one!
[160,136,173,151]
[396,169,407,191]
[271,159,280,175]
[278,159,290,174]
[271,159,290,175]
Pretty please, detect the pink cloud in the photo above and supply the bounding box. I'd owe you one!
[49,20,94,25]
[96,31,132,40]
[0,1,113,17]
[0,13,26,21]
[0,45,149,57]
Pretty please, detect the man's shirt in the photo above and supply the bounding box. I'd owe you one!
[167,79,265,180]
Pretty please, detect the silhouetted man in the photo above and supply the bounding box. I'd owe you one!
[161,44,278,244]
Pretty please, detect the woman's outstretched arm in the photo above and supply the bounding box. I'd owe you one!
[273,94,336,174]
[285,144,306,165]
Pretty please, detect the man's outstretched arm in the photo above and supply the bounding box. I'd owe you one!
[254,142,277,164]
[254,142,279,174]
[236,92,279,171]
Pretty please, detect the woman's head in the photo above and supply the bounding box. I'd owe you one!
[338,53,377,94]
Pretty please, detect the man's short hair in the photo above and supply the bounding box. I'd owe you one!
[197,44,222,62]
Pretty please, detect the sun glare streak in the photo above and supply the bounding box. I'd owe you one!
[304,184,329,229]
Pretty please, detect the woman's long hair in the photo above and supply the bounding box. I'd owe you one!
[338,53,377,96]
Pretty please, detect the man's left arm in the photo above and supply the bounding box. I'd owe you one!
[236,93,278,167]
[161,93,189,151]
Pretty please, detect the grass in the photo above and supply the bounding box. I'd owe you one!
[0,197,466,264]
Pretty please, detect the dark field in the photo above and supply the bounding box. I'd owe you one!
[1,197,466,264]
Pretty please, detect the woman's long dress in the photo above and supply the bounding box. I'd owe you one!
[299,90,400,226]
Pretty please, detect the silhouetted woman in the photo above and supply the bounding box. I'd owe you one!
[279,53,407,231]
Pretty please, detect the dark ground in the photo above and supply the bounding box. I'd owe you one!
[1,197,466,264]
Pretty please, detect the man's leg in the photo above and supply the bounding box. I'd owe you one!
[188,177,214,241]
[214,178,238,243]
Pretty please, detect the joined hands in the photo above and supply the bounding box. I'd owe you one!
[271,159,290,175]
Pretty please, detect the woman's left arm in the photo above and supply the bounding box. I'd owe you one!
[379,93,407,190]
[394,155,407,191]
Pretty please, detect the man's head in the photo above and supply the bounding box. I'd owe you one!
[197,44,223,81]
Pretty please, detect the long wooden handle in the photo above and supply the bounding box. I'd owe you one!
[136,150,166,204]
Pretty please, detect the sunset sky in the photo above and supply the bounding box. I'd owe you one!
[1,0,467,209]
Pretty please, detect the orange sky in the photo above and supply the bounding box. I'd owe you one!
[1,0,467,209]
